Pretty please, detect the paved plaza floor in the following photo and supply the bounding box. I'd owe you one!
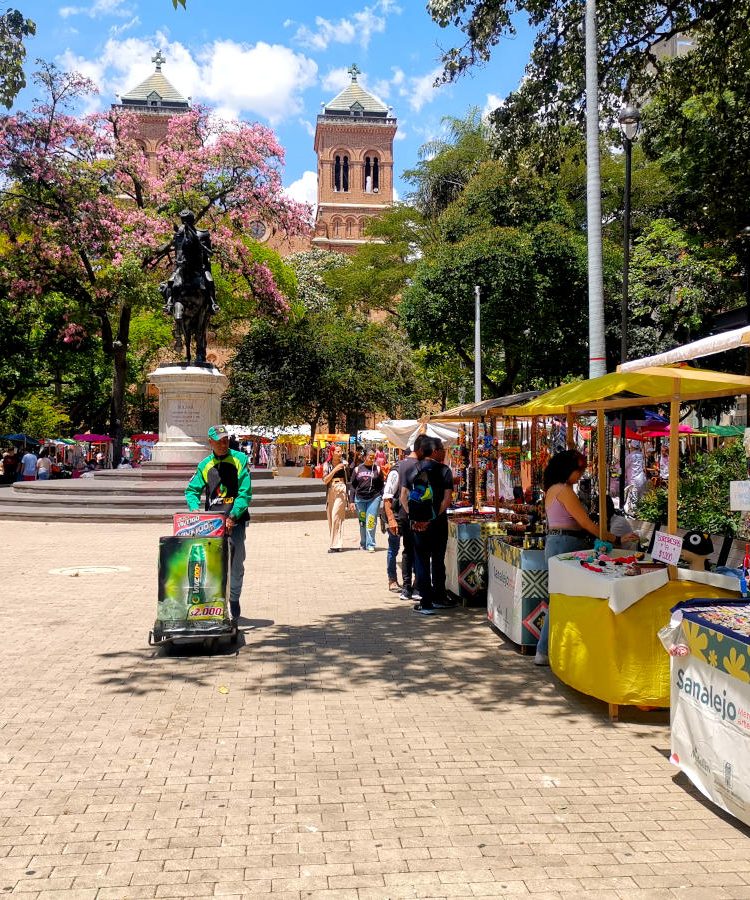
[1,517,749,899]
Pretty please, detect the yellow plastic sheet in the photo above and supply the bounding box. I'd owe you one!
[549,580,738,707]
[509,368,750,416]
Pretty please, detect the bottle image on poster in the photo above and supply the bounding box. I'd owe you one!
[157,536,228,625]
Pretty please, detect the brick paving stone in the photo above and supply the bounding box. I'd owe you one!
[2,518,750,899]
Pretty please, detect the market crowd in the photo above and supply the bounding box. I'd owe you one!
[323,435,456,616]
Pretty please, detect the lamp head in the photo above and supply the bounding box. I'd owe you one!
[618,103,641,142]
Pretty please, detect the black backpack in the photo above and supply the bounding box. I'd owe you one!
[408,462,436,524]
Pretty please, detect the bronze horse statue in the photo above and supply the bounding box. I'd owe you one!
[160,210,218,366]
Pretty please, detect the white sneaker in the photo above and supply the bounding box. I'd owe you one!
[534,651,549,666]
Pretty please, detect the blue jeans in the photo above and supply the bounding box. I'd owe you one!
[537,533,592,655]
[355,496,381,549]
[228,520,247,619]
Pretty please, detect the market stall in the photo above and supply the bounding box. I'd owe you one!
[486,535,548,651]
[668,599,750,829]
[429,393,545,607]
[509,366,750,718]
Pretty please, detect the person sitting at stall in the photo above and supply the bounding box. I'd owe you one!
[659,442,670,482]
[534,449,616,667]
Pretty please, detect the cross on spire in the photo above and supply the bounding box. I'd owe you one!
[152,49,166,72]
[348,62,361,82]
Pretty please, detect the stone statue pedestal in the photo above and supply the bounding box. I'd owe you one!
[149,365,228,466]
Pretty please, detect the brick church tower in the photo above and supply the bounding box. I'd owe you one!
[112,51,190,166]
[313,64,397,254]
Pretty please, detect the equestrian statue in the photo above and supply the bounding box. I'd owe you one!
[160,210,219,366]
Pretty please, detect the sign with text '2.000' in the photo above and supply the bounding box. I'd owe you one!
[652,530,684,566]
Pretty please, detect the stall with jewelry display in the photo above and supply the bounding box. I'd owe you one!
[430,392,549,607]
[509,365,750,719]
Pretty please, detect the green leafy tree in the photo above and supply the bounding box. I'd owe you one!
[627,218,735,359]
[2,389,70,439]
[285,248,348,313]
[0,9,35,109]
[636,440,747,535]
[428,1,742,126]
[225,311,419,446]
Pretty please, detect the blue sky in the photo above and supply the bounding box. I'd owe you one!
[15,0,535,206]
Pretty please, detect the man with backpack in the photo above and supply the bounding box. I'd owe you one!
[400,436,454,615]
[382,440,424,597]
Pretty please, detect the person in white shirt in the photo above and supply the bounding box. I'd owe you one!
[20,449,37,481]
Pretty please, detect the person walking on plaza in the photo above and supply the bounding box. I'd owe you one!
[400,436,454,615]
[323,445,348,553]
[20,446,38,481]
[349,448,385,551]
[534,449,615,666]
[382,447,416,593]
[2,447,18,484]
[36,447,52,481]
[185,424,252,623]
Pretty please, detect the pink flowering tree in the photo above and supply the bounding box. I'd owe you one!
[0,62,311,456]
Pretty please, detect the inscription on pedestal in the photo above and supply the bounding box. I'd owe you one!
[171,400,201,428]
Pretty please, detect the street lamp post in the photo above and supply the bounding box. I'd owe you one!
[618,102,641,508]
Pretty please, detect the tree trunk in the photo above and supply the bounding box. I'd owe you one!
[108,304,132,466]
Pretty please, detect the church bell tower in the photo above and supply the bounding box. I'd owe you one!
[313,64,397,254]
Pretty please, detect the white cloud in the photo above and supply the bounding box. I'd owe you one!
[109,15,140,37]
[394,128,406,141]
[60,0,132,18]
[298,118,316,138]
[284,170,318,217]
[58,35,318,124]
[400,66,443,112]
[393,186,400,202]
[321,67,351,94]
[483,93,504,118]
[289,0,400,51]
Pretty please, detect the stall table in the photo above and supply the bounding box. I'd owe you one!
[445,516,507,606]
[548,554,740,718]
[486,536,548,651]
[670,600,750,828]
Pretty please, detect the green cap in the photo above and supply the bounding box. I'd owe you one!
[208,425,228,441]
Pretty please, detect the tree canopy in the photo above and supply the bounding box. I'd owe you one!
[0,62,310,450]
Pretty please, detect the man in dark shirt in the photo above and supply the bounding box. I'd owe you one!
[400,436,454,615]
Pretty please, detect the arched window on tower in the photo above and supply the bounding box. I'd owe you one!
[359,218,367,237]
[342,155,349,192]
[364,155,380,193]
[332,218,342,237]
[334,155,341,192]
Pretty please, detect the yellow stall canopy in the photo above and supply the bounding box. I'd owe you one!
[508,367,750,416]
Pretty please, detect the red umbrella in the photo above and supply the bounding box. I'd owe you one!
[612,425,643,441]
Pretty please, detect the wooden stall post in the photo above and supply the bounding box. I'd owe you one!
[491,416,500,523]
[597,408,607,540]
[566,410,575,449]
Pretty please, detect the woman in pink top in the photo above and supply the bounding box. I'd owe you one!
[535,449,614,666]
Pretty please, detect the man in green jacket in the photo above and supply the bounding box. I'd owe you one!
[185,424,252,621]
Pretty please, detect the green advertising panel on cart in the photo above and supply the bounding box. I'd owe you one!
[157,536,228,627]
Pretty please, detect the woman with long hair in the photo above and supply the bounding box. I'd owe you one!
[323,446,348,553]
[349,448,385,552]
[535,449,614,666]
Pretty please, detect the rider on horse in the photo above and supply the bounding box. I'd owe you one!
[160,209,219,317]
